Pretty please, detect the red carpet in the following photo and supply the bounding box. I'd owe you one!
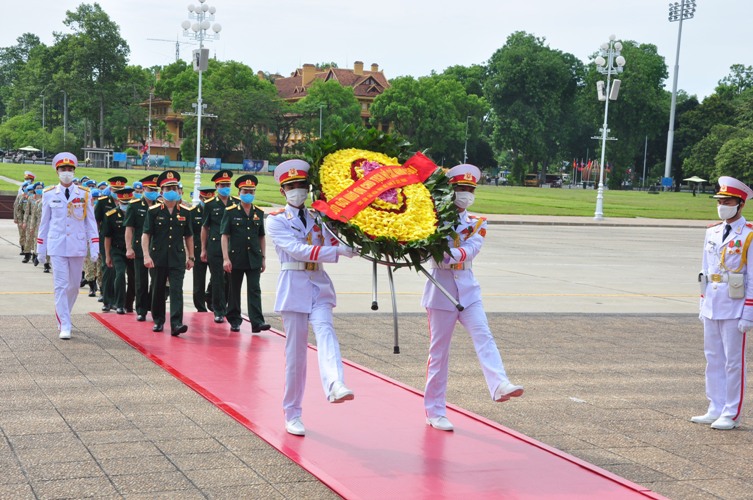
[91,312,662,499]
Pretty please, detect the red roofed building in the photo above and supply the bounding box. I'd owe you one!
[274,61,391,148]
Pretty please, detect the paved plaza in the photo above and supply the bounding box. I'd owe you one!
[2,217,752,499]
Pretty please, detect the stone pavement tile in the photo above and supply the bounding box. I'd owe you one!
[31,476,118,499]
[9,431,82,450]
[117,403,185,418]
[565,448,634,467]
[580,432,645,448]
[273,480,340,500]
[233,448,293,467]
[88,441,163,461]
[0,390,54,412]
[251,463,324,483]
[689,478,753,499]
[98,455,179,476]
[77,428,146,446]
[608,446,686,464]
[123,491,206,500]
[530,434,597,452]
[217,435,287,455]
[180,467,265,490]
[204,484,286,499]
[593,462,673,485]
[649,457,724,480]
[63,412,135,432]
[24,460,103,482]
[109,471,198,495]
[168,451,247,471]
[1,417,71,437]
[14,442,93,466]
[139,424,211,441]
[643,480,721,500]
[0,459,26,484]
[0,482,34,498]
[153,437,226,455]
[200,422,270,439]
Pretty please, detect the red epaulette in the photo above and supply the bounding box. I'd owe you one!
[746,223,753,229]
[269,208,285,216]
[707,221,723,228]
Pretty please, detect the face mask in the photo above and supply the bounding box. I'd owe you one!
[454,191,475,210]
[101,187,110,197]
[162,190,181,202]
[144,191,159,202]
[718,203,738,221]
[285,188,308,207]
[217,187,231,197]
[58,171,75,184]
[120,203,130,211]
[35,189,43,196]
[240,193,255,204]
[90,189,100,198]
[134,192,143,199]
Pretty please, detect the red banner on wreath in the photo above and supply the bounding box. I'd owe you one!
[312,152,438,222]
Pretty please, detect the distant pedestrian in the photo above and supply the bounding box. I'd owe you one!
[36,153,99,339]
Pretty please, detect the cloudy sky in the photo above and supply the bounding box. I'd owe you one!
[4,1,751,99]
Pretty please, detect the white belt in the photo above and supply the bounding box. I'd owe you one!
[436,262,472,270]
[706,273,729,283]
[281,262,321,271]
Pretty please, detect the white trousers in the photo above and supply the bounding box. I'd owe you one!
[424,301,508,418]
[50,255,85,333]
[281,304,344,421]
[702,317,747,420]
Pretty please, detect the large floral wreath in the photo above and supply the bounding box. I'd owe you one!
[307,131,455,268]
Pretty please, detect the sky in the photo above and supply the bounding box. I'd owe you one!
[4,1,751,100]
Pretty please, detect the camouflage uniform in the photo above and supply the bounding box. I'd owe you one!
[13,191,29,251]
[25,195,42,254]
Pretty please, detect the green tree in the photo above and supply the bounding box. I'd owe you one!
[715,134,753,179]
[296,79,361,138]
[716,64,753,98]
[0,33,42,117]
[684,124,751,180]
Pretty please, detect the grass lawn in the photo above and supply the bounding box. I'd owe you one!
[1,163,717,219]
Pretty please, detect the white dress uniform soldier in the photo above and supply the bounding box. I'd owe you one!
[266,159,356,436]
[693,176,753,430]
[36,153,99,339]
[422,164,524,431]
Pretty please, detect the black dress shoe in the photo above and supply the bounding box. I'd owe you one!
[43,264,51,273]
[116,308,125,315]
[136,314,146,322]
[252,323,271,333]
[153,323,164,332]
[171,324,188,336]
[97,296,104,303]
[22,254,30,263]
[33,255,39,266]
[230,324,241,332]
[214,315,224,324]
[101,305,111,312]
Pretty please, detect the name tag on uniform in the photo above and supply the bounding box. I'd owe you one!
[51,199,62,204]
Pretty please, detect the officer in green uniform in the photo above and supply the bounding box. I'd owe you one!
[142,170,195,336]
[221,175,271,333]
[189,186,215,312]
[103,187,134,314]
[95,176,126,311]
[201,170,237,324]
[125,174,160,322]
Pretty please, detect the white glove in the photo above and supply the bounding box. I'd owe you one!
[90,252,99,262]
[37,252,46,262]
[336,245,356,258]
[738,319,753,333]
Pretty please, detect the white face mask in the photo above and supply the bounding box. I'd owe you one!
[285,188,308,207]
[58,171,75,185]
[454,191,475,210]
[718,203,738,221]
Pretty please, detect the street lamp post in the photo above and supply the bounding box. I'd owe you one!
[61,90,67,148]
[182,0,222,205]
[40,94,46,159]
[147,90,153,168]
[663,0,697,188]
[593,35,626,221]
[319,104,324,138]
[463,115,471,163]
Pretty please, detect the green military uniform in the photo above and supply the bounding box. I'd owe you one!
[95,188,118,309]
[102,188,133,313]
[202,170,236,321]
[221,196,266,330]
[188,189,213,312]
[124,174,160,321]
[143,171,193,333]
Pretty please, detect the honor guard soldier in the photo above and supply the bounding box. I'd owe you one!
[189,187,215,312]
[125,174,160,321]
[103,187,134,314]
[266,159,356,436]
[201,169,236,323]
[96,176,126,311]
[422,164,523,432]
[693,176,753,430]
[221,175,270,333]
[132,180,144,199]
[36,153,99,339]
[24,182,44,266]
[142,170,195,336]
[14,182,32,261]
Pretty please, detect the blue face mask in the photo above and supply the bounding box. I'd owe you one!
[217,187,231,197]
[90,189,100,198]
[239,193,255,204]
[119,203,130,212]
[162,190,181,202]
[102,187,111,197]
[134,192,143,199]
[144,191,159,201]
[35,189,43,196]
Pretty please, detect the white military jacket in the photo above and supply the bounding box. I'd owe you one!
[37,183,99,258]
[266,205,341,313]
[700,216,753,320]
[421,210,487,311]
